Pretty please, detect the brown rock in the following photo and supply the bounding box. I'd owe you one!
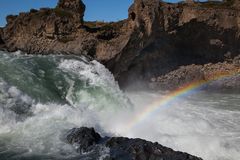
[185,0,195,4]
[6,15,17,24]
[1,0,240,90]
[233,0,240,8]
[149,62,240,91]
[111,0,240,88]
[57,0,85,24]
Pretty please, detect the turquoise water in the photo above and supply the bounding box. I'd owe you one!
[0,51,129,160]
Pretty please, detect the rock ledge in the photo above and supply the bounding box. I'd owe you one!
[65,127,203,160]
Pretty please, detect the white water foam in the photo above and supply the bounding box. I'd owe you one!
[0,53,239,160]
[119,91,240,160]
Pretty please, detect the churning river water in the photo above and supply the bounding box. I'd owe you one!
[0,51,239,160]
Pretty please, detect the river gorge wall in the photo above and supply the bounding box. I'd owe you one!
[0,0,240,90]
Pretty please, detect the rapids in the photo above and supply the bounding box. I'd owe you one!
[0,51,239,160]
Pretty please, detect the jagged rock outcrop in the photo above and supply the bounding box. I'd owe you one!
[65,127,203,160]
[0,0,240,90]
[0,0,127,57]
[1,0,97,54]
[57,0,85,25]
[110,0,240,89]
[149,60,240,91]
[66,127,101,153]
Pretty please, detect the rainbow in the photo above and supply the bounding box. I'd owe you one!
[125,68,240,132]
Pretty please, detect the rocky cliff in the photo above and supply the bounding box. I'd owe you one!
[0,0,240,90]
[149,57,240,91]
[112,0,240,89]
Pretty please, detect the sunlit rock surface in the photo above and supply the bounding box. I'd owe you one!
[0,0,240,90]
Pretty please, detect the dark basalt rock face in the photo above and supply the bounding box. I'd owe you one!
[111,0,240,89]
[0,28,5,49]
[66,127,101,153]
[106,137,200,160]
[65,127,203,160]
[1,0,240,90]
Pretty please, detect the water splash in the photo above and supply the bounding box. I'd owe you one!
[0,51,239,160]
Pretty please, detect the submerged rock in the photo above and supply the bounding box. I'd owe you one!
[66,127,203,160]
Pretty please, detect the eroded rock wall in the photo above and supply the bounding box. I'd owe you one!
[107,0,240,89]
[1,0,240,90]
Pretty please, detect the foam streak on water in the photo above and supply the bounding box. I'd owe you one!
[0,51,239,160]
[124,92,240,160]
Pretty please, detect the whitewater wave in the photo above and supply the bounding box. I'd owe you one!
[0,51,130,159]
[0,51,239,160]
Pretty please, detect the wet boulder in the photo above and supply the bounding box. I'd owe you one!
[106,137,201,160]
[65,127,203,160]
[66,127,101,152]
